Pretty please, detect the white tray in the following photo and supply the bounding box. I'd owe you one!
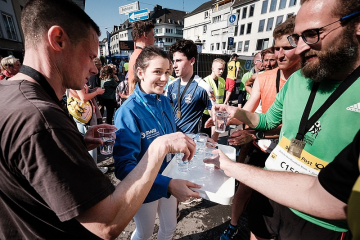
[162,144,236,205]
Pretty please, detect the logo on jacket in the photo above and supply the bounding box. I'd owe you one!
[172,93,176,99]
[141,128,159,140]
[303,121,321,146]
[185,94,192,104]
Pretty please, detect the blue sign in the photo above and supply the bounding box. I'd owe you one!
[228,14,237,24]
[228,37,234,46]
[244,60,252,70]
[227,13,239,26]
[129,9,149,22]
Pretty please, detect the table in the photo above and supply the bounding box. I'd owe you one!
[162,144,236,205]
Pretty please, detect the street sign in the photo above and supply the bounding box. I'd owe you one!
[227,13,239,27]
[228,37,234,46]
[119,1,139,15]
[244,60,252,70]
[129,9,149,22]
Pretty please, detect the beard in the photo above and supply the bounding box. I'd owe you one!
[300,27,359,82]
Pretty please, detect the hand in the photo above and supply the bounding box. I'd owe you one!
[228,129,256,146]
[96,88,105,95]
[84,124,117,150]
[204,118,215,128]
[155,132,196,161]
[203,150,233,176]
[168,179,201,202]
[211,104,240,122]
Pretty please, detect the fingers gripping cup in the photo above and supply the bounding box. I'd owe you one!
[97,128,116,155]
[215,111,229,133]
[176,153,189,172]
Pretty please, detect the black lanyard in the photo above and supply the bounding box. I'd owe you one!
[177,74,195,112]
[296,65,360,140]
[136,46,143,50]
[276,69,280,94]
[19,65,63,109]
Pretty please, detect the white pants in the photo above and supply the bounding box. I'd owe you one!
[131,195,177,240]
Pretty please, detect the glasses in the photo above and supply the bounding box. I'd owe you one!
[255,59,262,63]
[287,11,360,47]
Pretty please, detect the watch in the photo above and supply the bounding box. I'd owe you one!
[255,131,265,140]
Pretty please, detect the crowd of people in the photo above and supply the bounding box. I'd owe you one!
[0,0,359,239]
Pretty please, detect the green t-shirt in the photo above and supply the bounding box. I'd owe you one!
[256,69,360,232]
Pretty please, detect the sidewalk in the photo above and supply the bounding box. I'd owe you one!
[98,126,250,239]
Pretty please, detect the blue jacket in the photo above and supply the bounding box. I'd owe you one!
[113,84,176,203]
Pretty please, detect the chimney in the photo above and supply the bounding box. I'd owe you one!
[154,4,162,12]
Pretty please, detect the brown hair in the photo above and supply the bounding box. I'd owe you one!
[169,39,198,62]
[134,46,171,83]
[21,0,100,48]
[131,20,155,42]
[273,15,296,39]
[261,47,275,59]
[100,65,115,80]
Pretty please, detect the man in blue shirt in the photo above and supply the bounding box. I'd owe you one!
[165,39,215,134]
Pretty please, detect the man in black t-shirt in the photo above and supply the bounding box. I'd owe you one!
[0,1,196,239]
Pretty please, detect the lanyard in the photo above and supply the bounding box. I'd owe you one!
[136,46,143,50]
[19,65,63,109]
[276,69,280,94]
[177,74,195,113]
[296,65,360,140]
[134,90,166,135]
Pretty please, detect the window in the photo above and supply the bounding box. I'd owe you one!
[270,0,277,12]
[258,19,265,32]
[238,41,243,52]
[261,0,268,14]
[246,23,252,34]
[216,43,220,50]
[203,25,207,33]
[166,28,173,33]
[203,40,206,50]
[204,11,209,19]
[155,28,163,34]
[256,38,269,50]
[234,25,238,36]
[239,24,245,35]
[289,0,296,6]
[287,13,294,19]
[244,40,250,52]
[242,7,247,19]
[213,15,221,23]
[158,37,163,41]
[165,38,173,43]
[176,29,183,34]
[211,43,214,51]
[233,42,236,51]
[249,4,255,17]
[266,17,274,31]
[222,42,226,50]
[275,15,284,26]
[279,0,287,9]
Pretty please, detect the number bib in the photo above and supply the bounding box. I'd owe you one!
[265,137,328,176]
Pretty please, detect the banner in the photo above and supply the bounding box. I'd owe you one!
[107,31,112,63]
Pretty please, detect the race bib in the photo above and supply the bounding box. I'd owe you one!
[265,137,328,176]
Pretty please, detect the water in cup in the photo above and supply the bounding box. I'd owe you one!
[215,111,229,133]
[176,153,189,172]
[100,137,115,155]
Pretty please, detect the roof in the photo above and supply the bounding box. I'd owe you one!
[185,0,216,17]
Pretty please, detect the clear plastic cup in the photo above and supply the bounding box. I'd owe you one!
[215,111,229,133]
[204,143,218,170]
[97,128,116,155]
[176,153,189,172]
[196,133,208,150]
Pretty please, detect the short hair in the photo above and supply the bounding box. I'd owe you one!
[253,52,262,59]
[261,47,275,59]
[169,39,198,61]
[213,58,226,66]
[1,56,19,69]
[273,15,296,39]
[21,0,100,48]
[100,65,115,80]
[131,20,155,42]
[134,46,171,83]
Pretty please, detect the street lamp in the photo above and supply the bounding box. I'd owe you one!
[157,40,164,50]
[194,36,203,75]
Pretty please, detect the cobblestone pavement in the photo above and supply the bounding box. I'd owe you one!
[98,126,250,240]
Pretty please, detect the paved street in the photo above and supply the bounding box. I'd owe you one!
[98,126,251,240]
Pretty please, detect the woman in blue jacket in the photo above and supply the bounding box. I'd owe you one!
[113,46,200,240]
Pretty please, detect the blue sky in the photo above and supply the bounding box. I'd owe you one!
[85,0,210,40]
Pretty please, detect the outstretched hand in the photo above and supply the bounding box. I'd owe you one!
[84,124,117,151]
[203,149,233,176]
[156,132,196,161]
[228,129,256,146]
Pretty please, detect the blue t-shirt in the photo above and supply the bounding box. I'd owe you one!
[165,75,215,133]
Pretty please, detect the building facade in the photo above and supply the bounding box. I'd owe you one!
[184,0,300,57]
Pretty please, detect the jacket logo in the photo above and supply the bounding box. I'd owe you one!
[172,93,176,99]
[185,94,192,104]
[141,128,159,139]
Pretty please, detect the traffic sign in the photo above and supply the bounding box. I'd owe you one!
[244,60,252,70]
[119,1,139,15]
[228,37,234,46]
[129,9,149,22]
[227,13,239,27]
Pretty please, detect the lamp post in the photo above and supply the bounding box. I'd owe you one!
[194,36,203,76]
[157,40,164,50]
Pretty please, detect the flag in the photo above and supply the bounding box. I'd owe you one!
[107,31,112,63]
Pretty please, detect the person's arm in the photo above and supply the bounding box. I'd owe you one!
[77,132,197,239]
[235,62,240,79]
[76,88,105,103]
[204,151,347,220]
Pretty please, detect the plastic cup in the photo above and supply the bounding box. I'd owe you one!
[176,153,189,172]
[97,128,116,155]
[204,143,218,170]
[196,133,208,150]
[215,111,229,133]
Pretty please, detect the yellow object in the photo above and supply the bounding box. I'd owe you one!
[67,97,93,124]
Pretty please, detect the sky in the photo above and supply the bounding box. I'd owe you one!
[85,0,210,40]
